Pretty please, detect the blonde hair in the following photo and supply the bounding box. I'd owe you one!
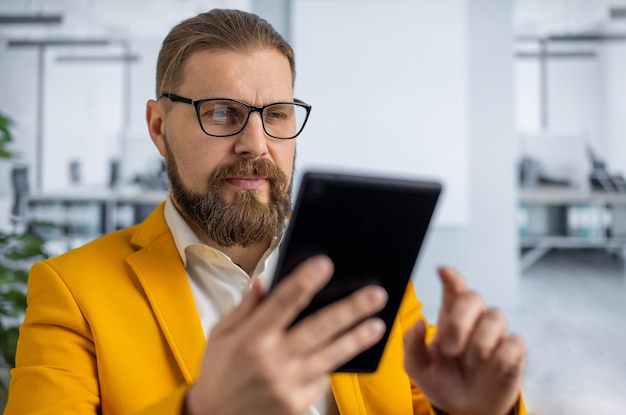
[155,9,295,96]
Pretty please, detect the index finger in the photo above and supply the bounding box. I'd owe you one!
[438,266,467,308]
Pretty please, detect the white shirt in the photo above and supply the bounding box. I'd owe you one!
[163,198,325,415]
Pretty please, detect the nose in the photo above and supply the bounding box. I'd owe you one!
[233,112,269,159]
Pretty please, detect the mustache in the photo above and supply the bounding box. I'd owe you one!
[210,158,287,185]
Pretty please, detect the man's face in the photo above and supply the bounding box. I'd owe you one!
[148,49,297,247]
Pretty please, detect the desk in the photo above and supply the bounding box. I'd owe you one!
[519,187,626,270]
[27,186,167,237]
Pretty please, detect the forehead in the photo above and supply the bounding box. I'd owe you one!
[178,49,294,102]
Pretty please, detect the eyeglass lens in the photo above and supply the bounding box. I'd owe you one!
[198,100,307,138]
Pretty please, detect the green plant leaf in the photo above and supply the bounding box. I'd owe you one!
[2,290,26,316]
[0,111,16,160]
[0,149,15,160]
[0,326,20,368]
[12,269,29,284]
[0,270,20,285]
[6,233,48,260]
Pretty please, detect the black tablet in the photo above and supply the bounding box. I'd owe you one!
[269,170,442,373]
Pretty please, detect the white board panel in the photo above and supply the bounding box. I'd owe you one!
[292,0,468,227]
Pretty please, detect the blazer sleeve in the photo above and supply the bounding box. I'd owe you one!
[5,261,101,414]
[4,261,189,415]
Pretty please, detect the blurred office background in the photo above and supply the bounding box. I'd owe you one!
[0,0,625,413]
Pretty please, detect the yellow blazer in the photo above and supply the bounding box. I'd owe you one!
[5,204,522,414]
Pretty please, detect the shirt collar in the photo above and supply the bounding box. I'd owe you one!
[163,195,287,282]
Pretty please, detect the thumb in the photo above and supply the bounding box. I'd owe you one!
[403,319,429,378]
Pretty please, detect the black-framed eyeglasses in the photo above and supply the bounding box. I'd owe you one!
[158,93,312,140]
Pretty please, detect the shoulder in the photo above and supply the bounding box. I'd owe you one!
[33,203,172,287]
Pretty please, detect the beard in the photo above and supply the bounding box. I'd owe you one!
[164,142,292,248]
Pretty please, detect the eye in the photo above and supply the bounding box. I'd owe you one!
[265,104,294,123]
[199,102,245,126]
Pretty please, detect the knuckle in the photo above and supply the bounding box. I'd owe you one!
[463,290,484,307]
[291,272,315,292]
[506,335,527,361]
[322,340,356,369]
[484,307,506,324]
[310,317,334,338]
[350,323,371,347]
[236,339,262,361]
[509,333,525,348]
[472,341,492,362]
[316,323,377,370]
[274,278,311,310]
[272,288,297,311]
[311,351,337,373]
[493,336,526,374]
[446,319,463,339]
[348,292,372,317]
[254,353,281,382]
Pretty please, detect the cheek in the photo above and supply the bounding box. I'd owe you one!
[167,137,228,191]
[273,141,296,181]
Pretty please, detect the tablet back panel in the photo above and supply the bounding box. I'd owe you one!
[271,171,442,372]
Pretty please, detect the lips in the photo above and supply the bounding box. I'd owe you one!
[226,176,268,190]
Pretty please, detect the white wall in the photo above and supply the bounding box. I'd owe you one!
[414,0,518,318]
[291,0,469,228]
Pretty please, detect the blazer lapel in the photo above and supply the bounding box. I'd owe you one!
[126,204,205,384]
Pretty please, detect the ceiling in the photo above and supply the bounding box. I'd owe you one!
[515,0,626,35]
[0,0,252,39]
[2,0,626,40]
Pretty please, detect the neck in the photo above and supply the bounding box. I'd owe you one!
[217,243,271,276]
[179,209,272,276]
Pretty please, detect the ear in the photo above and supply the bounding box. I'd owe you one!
[146,99,167,157]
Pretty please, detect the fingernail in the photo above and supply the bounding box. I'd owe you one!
[311,256,332,281]
[368,319,386,338]
[313,256,332,272]
[367,287,388,305]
